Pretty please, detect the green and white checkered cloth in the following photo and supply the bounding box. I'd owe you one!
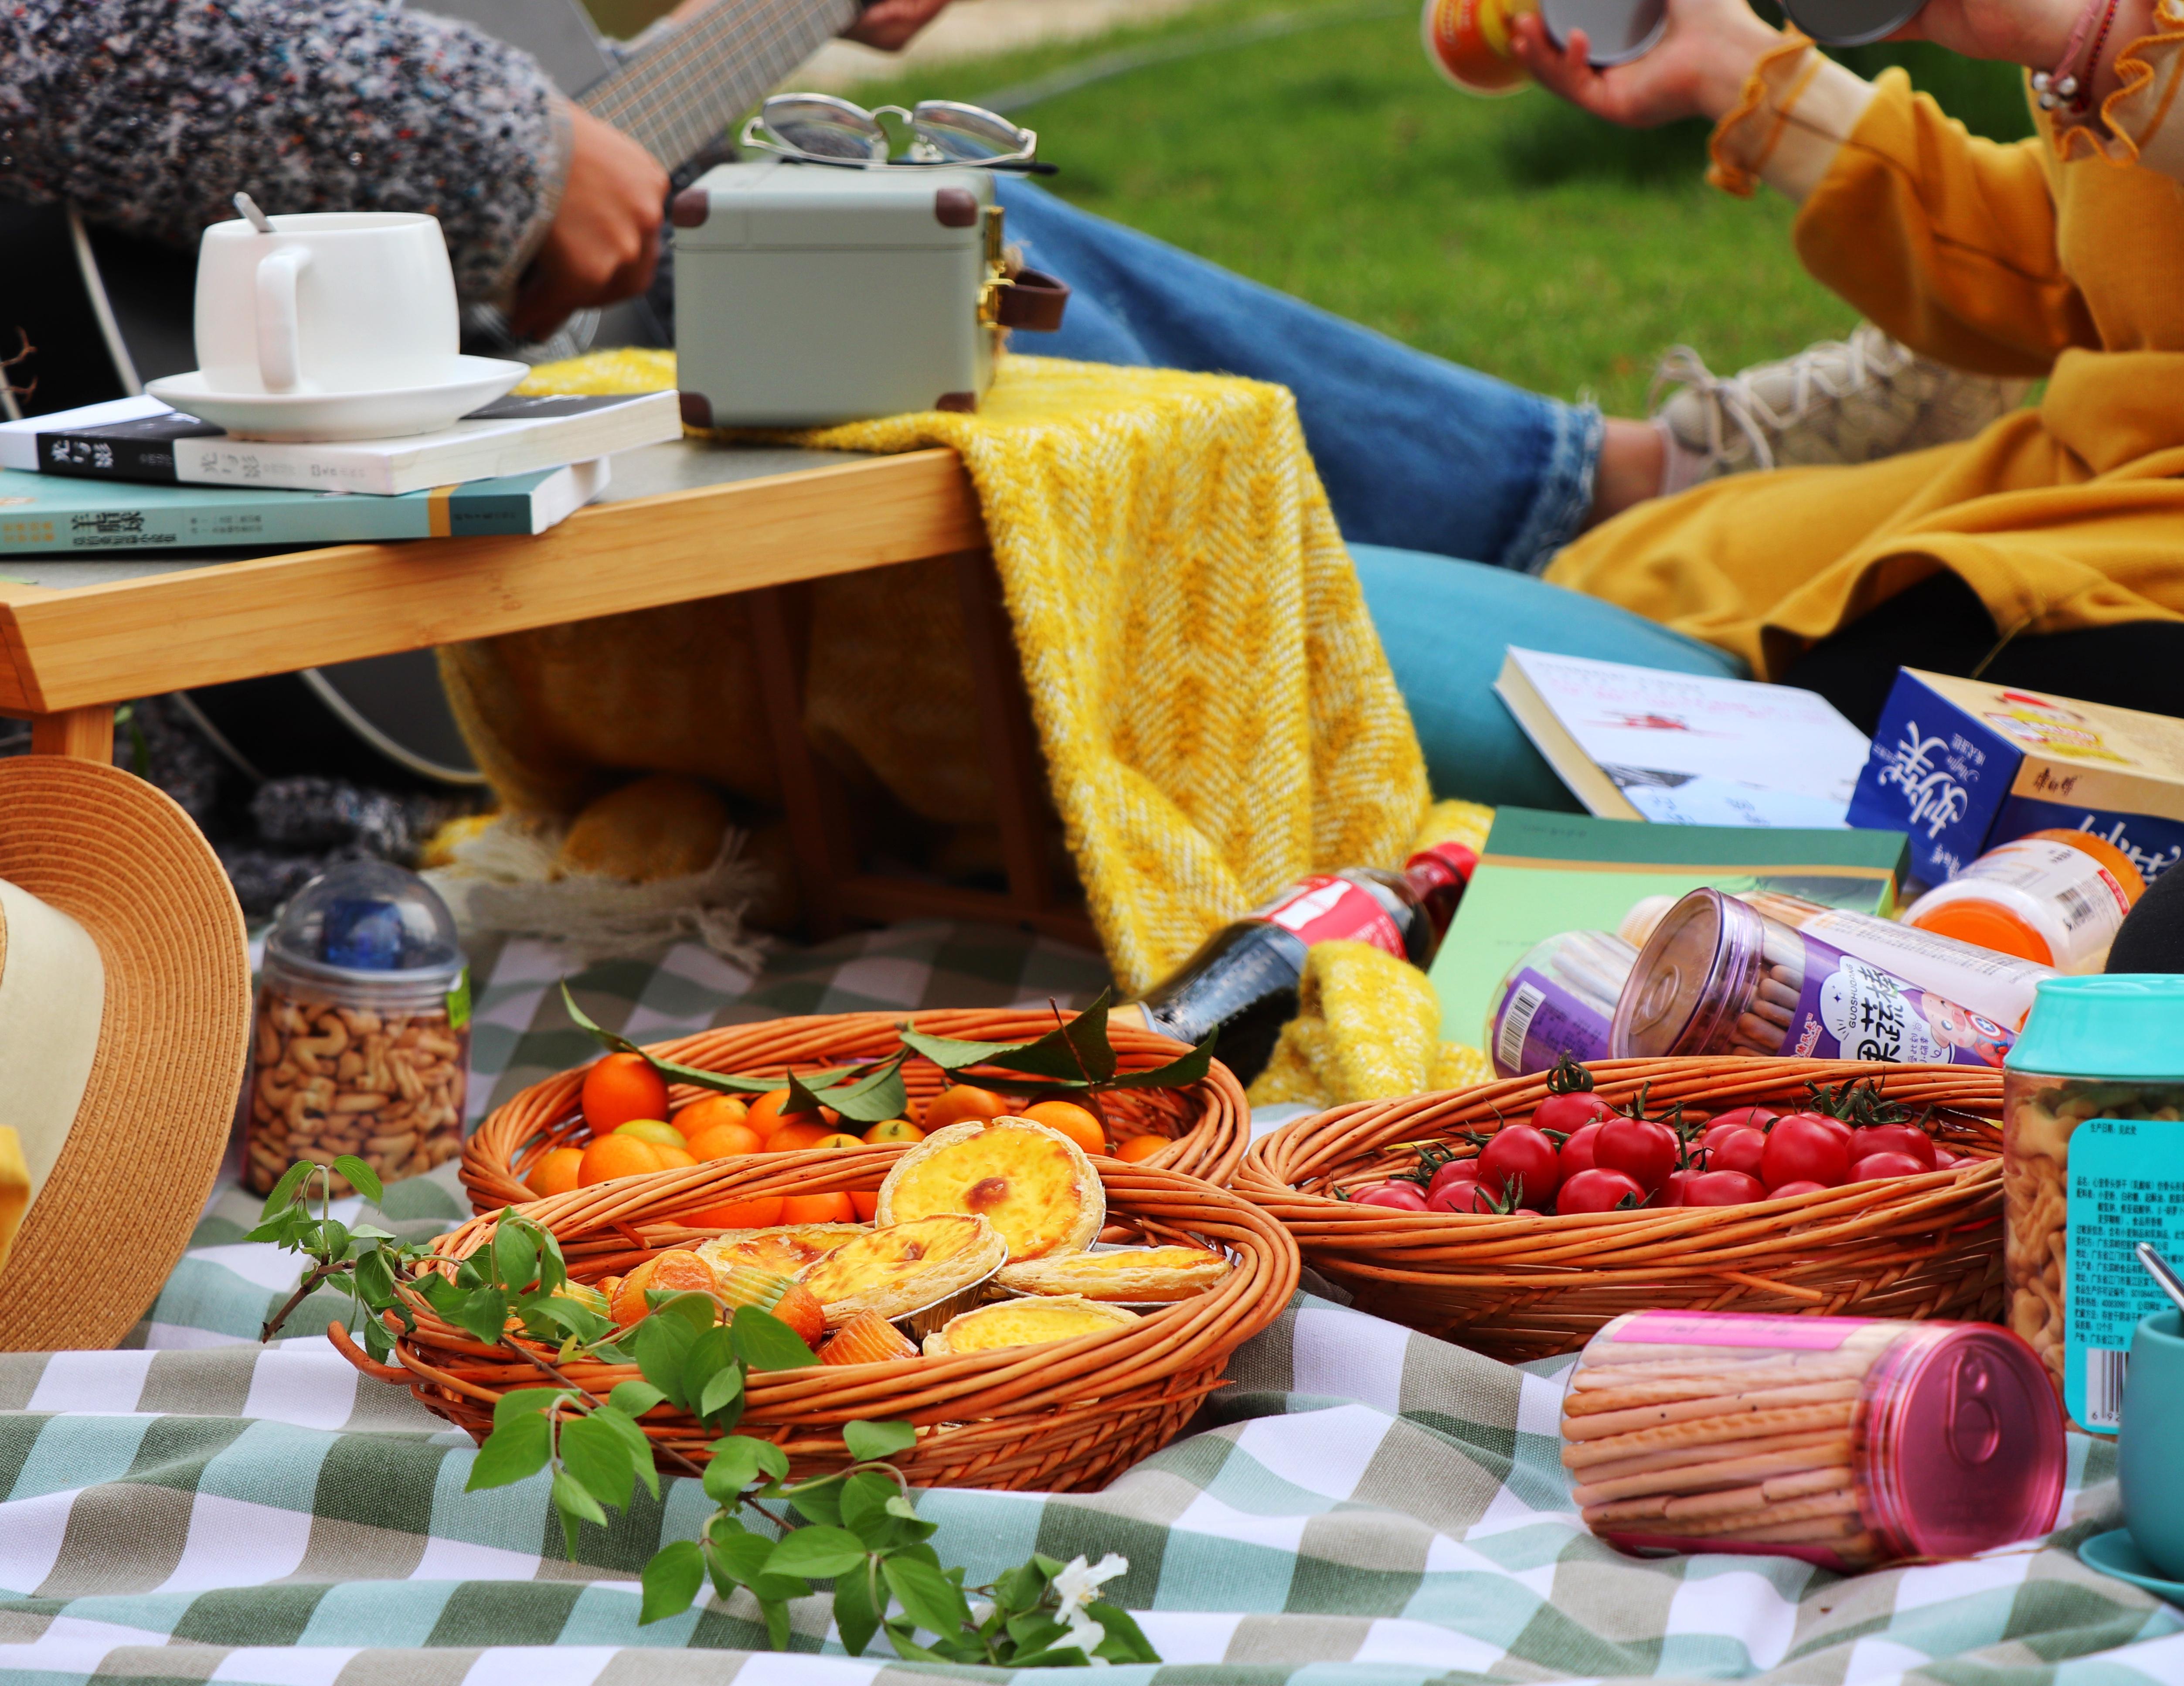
[5,923,2174,1686]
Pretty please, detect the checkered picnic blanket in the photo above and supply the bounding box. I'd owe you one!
[4,923,2177,1686]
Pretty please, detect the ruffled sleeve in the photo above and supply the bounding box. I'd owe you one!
[2053,0,2184,176]
[1707,33,1878,201]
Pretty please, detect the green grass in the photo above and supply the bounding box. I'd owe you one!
[825,0,2031,414]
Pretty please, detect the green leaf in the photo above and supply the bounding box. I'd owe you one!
[1005,1613,1070,1652]
[523,1297,615,1347]
[332,1155,384,1205]
[678,1326,736,1419]
[882,1618,952,1663]
[633,1309,701,1409]
[1003,1645,1093,1669]
[551,1467,607,1557]
[347,1222,396,1243]
[894,1023,1029,1073]
[762,1596,793,1652]
[705,1525,775,1590]
[979,991,1118,1083]
[533,1229,569,1295]
[992,1557,1051,1612]
[352,1248,396,1306]
[833,1557,883,1656]
[260,1160,317,1218]
[449,1285,511,1347]
[1104,1026,1220,1092]
[608,1380,666,1418]
[558,1413,637,1513]
[456,1254,489,1291]
[782,1068,837,1119]
[808,1049,911,1124]
[494,1386,574,1427]
[558,981,785,1095]
[787,1477,843,1527]
[839,1472,901,1545]
[588,1404,660,1500]
[731,1306,819,1371]
[655,1291,721,1337]
[882,1553,973,1641]
[703,1433,788,1501]
[766,1525,867,1579]
[697,1358,745,1424]
[491,1223,539,1294]
[1089,1599,1162,1663]
[419,1272,468,1315]
[842,1419,917,1462]
[466,1411,551,1490]
[311,1219,352,1259]
[640,1539,705,1625]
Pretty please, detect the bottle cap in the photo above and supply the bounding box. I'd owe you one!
[2005,974,2184,1078]
[1912,899,2055,967]
[264,858,465,998]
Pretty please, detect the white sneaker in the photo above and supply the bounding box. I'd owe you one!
[1652,323,2032,480]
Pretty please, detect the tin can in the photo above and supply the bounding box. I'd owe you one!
[1612,887,2014,1067]
[1487,929,1636,1076]
[1562,1310,2064,1570]
[1422,0,1536,94]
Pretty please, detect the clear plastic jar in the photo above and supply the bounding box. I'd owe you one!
[1487,930,1636,1076]
[243,860,470,1196]
[1562,1310,2063,1570]
[2002,974,2184,1431]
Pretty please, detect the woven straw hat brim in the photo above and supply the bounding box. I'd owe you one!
[0,760,249,1352]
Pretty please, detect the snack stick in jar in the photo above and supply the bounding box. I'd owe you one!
[1561,1380,1864,1438]
[1570,1441,1854,1504]
[1605,1488,1863,1536]
[1561,1401,1860,1461]
[1563,1423,1849,1477]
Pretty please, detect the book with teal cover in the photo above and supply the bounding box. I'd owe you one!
[0,459,604,554]
[1429,807,1912,1050]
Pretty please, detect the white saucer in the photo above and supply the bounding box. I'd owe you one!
[145,356,528,443]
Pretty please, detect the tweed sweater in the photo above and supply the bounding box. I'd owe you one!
[0,0,570,300]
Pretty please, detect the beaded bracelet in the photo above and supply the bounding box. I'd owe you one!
[2032,0,2118,108]
[2068,0,2123,110]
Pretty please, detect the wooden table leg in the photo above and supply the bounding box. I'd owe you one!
[747,584,857,939]
[28,705,115,762]
[952,548,1055,917]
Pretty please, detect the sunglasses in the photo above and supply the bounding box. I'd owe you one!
[740,94,1057,174]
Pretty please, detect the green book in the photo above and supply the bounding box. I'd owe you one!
[1430,806,1911,1052]
[0,459,605,554]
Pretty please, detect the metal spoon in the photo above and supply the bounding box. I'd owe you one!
[2136,1242,2184,1318]
[233,191,275,234]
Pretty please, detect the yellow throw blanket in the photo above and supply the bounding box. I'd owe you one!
[469,351,1429,994]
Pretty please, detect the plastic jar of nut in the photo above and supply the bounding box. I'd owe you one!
[243,859,470,1197]
[2002,974,2184,1432]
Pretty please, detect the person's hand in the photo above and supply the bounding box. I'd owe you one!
[1509,0,1785,126]
[510,103,668,339]
[843,0,956,50]
[1893,0,2152,102]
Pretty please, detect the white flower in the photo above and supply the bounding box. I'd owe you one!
[968,1598,996,1627]
[1051,1553,1128,1666]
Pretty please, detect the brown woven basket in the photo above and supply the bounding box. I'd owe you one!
[1235,1057,2004,1362]
[462,1008,1250,1213]
[336,1144,1298,1492]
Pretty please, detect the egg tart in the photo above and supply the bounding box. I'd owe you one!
[922,1294,1140,1356]
[994,1244,1229,1303]
[796,1213,1006,1325]
[697,1223,865,1280]
[875,1117,1103,1263]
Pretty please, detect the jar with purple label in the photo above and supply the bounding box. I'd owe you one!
[1610,887,2014,1067]
[1488,930,1637,1076]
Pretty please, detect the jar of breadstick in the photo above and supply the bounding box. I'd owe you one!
[243,860,470,1197]
[1562,1310,2063,1570]
[1612,888,2015,1067]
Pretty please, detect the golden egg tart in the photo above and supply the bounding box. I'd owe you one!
[697,1223,866,1280]
[994,1244,1229,1303]
[796,1213,1006,1325]
[922,1294,1140,1356]
[875,1117,1103,1263]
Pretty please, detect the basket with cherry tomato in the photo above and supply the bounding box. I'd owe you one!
[461,993,1251,1216]
[1235,1056,2004,1361]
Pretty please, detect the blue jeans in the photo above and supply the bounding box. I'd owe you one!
[996,177,1601,574]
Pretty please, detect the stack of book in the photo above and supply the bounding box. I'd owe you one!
[0,390,682,555]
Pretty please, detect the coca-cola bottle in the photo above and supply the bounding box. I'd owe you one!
[1122,841,1478,1085]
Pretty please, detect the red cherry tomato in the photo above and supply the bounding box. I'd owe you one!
[1761,1115,1851,1189]
[1558,1120,1607,1177]
[1769,1179,1830,1198]
[1849,1150,1931,1182]
[1534,1091,1617,1138]
[1707,1127,1768,1180]
[1850,1124,1937,1169]
[1595,1117,1678,1192]
[1933,1147,1961,1168]
[1708,1105,1779,1134]
[1480,1124,1562,1209]
[1681,1169,1769,1206]
[1555,1167,1647,1215]
[1427,1160,1484,1199]
[1428,1178,1499,1213]
[1353,1182,1430,1211]
[1659,1168,1699,1206]
[1775,1110,1853,1149]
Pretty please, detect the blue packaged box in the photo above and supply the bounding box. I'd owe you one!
[1848,668,2184,887]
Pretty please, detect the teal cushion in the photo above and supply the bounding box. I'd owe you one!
[1351,543,1748,811]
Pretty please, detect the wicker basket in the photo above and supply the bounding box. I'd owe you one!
[462,1008,1250,1213]
[334,1144,1298,1492]
[1235,1057,2004,1362]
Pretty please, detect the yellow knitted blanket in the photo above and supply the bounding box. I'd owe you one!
[490,350,1430,993]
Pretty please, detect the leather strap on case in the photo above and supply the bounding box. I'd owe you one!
[996,268,1069,332]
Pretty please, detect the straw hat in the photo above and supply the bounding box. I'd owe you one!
[0,757,249,1351]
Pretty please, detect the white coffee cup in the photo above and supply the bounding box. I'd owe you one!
[193,211,460,396]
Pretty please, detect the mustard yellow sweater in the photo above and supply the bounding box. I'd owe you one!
[1548,3,2184,678]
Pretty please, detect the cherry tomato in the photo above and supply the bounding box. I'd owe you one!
[1707,1127,1768,1180]
[1558,1120,1607,1177]
[1427,1160,1484,1198]
[1849,1150,1931,1182]
[1680,1170,1769,1206]
[1555,1168,1646,1215]
[1353,1182,1430,1211]
[1534,1091,1616,1138]
[1761,1114,1851,1189]
[1595,1117,1678,1192]
[1428,1177,1498,1213]
[1659,1168,1699,1206]
[1775,1110,1853,1150]
[1933,1148,1961,1168]
[1708,1105,1779,1134]
[1850,1124,1937,1169]
[1480,1124,1562,1209]
[1769,1179,1830,1198]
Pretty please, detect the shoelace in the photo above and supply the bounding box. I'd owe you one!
[1650,329,1915,472]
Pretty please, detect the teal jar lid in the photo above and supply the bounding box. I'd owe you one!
[2005,974,2184,1079]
